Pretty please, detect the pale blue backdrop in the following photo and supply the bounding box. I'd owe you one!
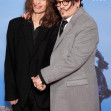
[0,0,111,110]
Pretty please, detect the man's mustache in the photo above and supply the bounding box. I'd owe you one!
[60,8,66,12]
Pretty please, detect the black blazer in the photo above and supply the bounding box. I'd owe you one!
[4,17,59,108]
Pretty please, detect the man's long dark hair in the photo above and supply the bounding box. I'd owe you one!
[66,0,83,7]
[77,0,83,7]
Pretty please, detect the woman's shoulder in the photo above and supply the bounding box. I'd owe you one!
[9,17,25,24]
[8,17,26,28]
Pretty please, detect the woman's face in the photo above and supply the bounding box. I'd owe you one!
[33,0,47,14]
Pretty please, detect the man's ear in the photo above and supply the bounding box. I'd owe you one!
[76,0,80,8]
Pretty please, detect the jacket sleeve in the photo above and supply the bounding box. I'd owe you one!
[40,23,99,84]
[4,21,18,101]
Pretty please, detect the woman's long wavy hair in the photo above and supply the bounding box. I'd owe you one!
[25,0,60,28]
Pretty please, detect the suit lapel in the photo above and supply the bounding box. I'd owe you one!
[53,21,72,50]
[53,7,84,50]
[22,20,34,56]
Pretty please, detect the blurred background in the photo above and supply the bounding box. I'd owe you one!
[0,0,111,110]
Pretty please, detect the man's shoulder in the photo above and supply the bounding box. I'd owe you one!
[84,10,96,24]
[73,8,97,29]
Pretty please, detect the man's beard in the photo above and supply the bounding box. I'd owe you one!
[59,4,72,19]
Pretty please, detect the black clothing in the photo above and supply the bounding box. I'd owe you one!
[4,17,59,109]
[33,26,40,44]
[12,86,50,111]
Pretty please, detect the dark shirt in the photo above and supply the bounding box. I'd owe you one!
[29,19,41,77]
[33,27,40,44]
[31,20,41,45]
[31,20,48,84]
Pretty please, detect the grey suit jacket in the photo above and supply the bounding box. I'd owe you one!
[41,7,100,111]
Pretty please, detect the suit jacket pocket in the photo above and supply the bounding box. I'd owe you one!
[66,79,88,87]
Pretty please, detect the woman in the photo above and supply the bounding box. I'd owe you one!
[4,0,59,111]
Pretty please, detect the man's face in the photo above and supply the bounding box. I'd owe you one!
[56,0,80,19]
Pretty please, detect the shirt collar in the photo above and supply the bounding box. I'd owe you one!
[62,15,73,23]
[66,15,72,23]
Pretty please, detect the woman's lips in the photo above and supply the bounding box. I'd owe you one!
[34,5,42,9]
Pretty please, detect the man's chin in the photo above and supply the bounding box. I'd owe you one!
[60,12,68,19]
[62,15,68,20]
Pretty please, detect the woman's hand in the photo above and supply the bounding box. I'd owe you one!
[31,75,46,91]
[9,99,19,105]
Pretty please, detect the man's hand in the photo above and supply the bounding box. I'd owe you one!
[22,12,30,19]
[9,99,19,105]
[31,75,46,91]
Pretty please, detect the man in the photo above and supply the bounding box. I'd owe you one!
[32,0,100,111]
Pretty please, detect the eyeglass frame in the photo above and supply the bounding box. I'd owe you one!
[55,0,70,7]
